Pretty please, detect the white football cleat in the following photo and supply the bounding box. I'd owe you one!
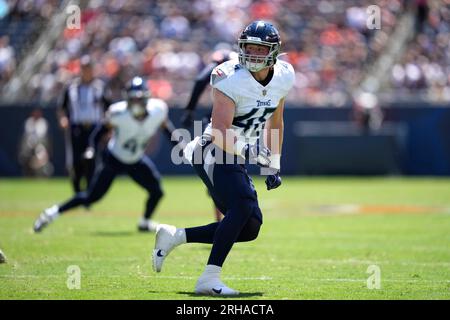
[152,224,185,272]
[138,219,158,232]
[195,275,239,296]
[0,249,6,263]
[33,205,59,233]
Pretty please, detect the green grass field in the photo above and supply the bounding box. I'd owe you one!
[0,177,449,299]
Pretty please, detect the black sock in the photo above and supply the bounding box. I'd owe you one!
[185,222,220,243]
[58,192,88,213]
[143,190,163,219]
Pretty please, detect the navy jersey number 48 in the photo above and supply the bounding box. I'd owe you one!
[232,107,277,136]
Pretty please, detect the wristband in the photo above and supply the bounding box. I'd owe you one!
[269,154,281,170]
[235,140,247,156]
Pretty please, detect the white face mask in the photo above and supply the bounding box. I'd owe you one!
[243,57,268,72]
[238,41,278,73]
[130,103,146,117]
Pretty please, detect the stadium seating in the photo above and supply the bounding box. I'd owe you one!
[390,1,450,103]
[1,0,449,107]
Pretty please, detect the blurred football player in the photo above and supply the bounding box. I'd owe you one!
[152,21,295,296]
[180,46,238,223]
[34,77,173,233]
[0,249,6,263]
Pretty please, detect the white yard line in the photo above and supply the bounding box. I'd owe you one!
[305,258,450,267]
[1,274,449,284]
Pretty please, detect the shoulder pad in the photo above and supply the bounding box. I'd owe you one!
[211,60,240,86]
[108,101,127,115]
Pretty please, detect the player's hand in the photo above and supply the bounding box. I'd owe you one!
[180,110,194,128]
[265,171,282,190]
[83,147,95,160]
[243,143,271,168]
[59,116,69,130]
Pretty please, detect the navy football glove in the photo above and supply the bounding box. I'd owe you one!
[265,171,282,190]
[243,143,271,168]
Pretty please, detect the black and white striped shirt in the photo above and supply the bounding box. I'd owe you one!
[60,78,110,125]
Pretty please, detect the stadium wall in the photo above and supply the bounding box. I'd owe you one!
[0,105,449,177]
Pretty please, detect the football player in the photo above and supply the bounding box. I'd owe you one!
[34,77,174,233]
[180,47,238,223]
[152,21,295,295]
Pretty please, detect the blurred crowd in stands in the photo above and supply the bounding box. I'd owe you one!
[0,0,59,88]
[0,0,449,107]
[390,0,450,103]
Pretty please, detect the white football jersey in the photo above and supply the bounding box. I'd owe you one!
[204,58,295,149]
[107,98,168,164]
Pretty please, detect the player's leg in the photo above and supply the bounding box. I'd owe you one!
[84,126,97,188]
[214,206,223,222]
[184,216,261,244]
[206,188,223,222]
[153,145,261,295]
[127,155,164,232]
[193,164,262,295]
[33,152,119,232]
[183,181,260,244]
[78,126,94,191]
[70,127,83,193]
[152,158,227,273]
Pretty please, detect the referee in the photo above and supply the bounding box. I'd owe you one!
[57,55,110,193]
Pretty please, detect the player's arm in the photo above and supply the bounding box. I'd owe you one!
[262,98,285,190]
[84,110,114,160]
[210,88,237,155]
[185,63,217,112]
[181,62,218,127]
[57,87,70,130]
[211,89,271,166]
[264,97,285,170]
[101,86,113,112]
[161,117,187,149]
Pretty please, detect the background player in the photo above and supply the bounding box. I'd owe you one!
[180,46,238,128]
[180,47,238,222]
[152,21,295,295]
[34,77,173,233]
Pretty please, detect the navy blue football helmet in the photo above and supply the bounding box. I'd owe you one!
[238,21,281,72]
[125,77,151,117]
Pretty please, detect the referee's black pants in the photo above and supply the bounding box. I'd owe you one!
[68,124,97,193]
